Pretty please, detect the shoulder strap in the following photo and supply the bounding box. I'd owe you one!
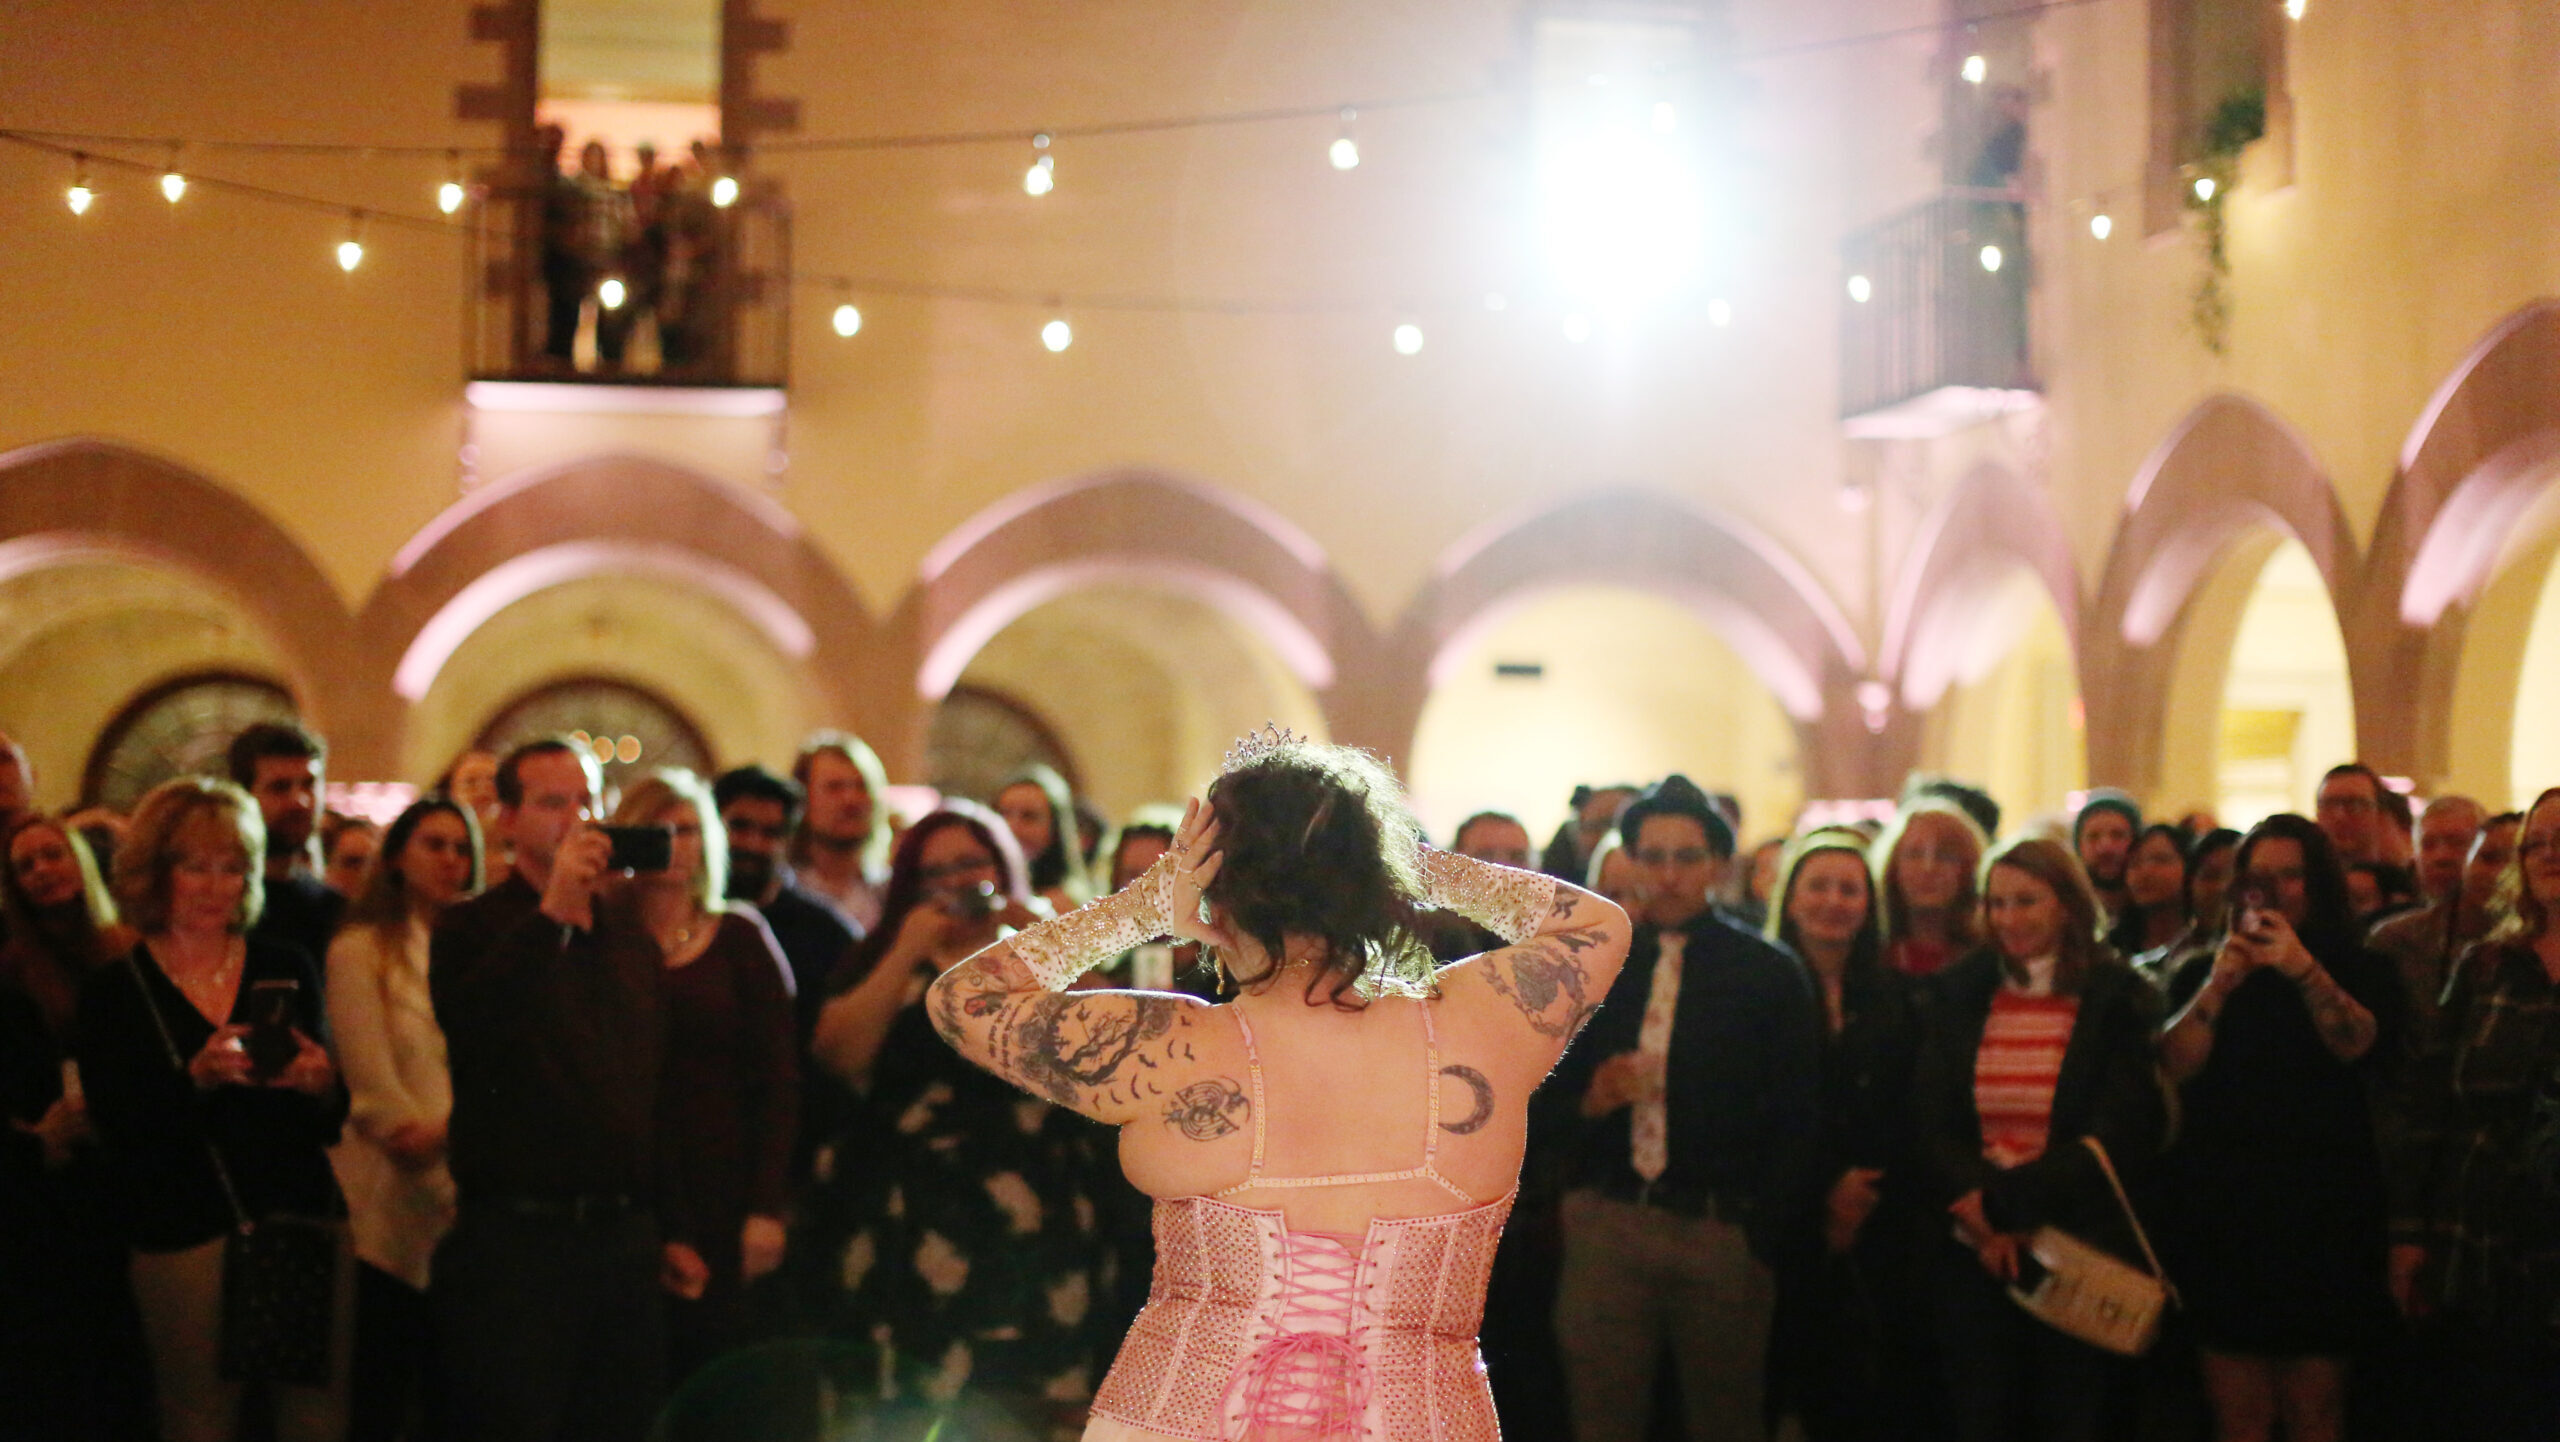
[124,951,253,1234]
[1232,1007,1267,1183]
[2077,1134,2172,1297]
[1419,999,1444,1161]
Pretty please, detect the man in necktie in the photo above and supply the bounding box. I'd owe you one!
[1547,775,1822,1442]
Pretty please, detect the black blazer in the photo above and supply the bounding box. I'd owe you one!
[1913,948,2167,1252]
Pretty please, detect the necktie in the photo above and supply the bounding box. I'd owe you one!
[1631,930,1686,1182]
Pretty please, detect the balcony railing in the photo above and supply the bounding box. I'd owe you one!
[463,174,792,388]
[1839,191,2033,422]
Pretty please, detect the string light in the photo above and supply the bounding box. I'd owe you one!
[66,154,94,215]
[1328,109,1359,171]
[1392,322,1423,355]
[160,146,186,203]
[437,150,465,214]
[1979,244,2003,272]
[1024,133,1055,195]
[2284,0,2305,17]
[2193,175,2217,202]
[1846,274,1872,303]
[598,277,627,310]
[832,301,862,336]
[710,174,740,207]
[1041,317,1072,351]
[1962,53,1988,85]
[2089,211,2113,240]
[336,210,365,271]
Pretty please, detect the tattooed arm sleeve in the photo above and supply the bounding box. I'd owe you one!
[928,940,1211,1125]
[1442,868,1632,1046]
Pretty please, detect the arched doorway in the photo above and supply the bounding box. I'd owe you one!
[0,556,305,812]
[1405,584,1803,853]
[1915,571,2086,830]
[473,676,714,793]
[928,582,1329,822]
[2205,538,2356,830]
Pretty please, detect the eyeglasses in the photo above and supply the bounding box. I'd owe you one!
[920,858,996,884]
[1632,847,1711,867]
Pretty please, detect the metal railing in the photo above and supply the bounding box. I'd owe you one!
[463,175,791,388]
[1839,191,2032,418]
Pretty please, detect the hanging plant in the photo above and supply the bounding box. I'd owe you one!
[2186,88,2266,354]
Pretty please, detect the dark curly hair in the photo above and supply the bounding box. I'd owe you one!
[1202,738,1429,1007]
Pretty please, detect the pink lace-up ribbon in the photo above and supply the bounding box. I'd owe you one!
[1229,1232,1371,1440]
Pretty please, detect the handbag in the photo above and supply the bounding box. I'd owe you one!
[126,956,340,1385]
[2005,1135,2176,1357]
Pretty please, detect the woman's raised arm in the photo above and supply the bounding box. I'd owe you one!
[1423,847,1631,1044]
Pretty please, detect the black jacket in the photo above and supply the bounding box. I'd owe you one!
[1913,949,2167,1253]
[1547,913,1822,1257]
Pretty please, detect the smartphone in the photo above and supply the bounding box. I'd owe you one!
[2234,884,2273,935]
[243,978,300,1080]
[947,880,999,921]
[603,824,674,873]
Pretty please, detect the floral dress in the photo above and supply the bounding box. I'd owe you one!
[809,964,1111,1418]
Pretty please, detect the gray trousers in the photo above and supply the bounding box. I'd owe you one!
[1554,1189,1775,1442]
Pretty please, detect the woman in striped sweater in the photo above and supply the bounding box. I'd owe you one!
[1913,837,2168,1442]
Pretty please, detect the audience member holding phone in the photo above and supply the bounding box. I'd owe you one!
[2159,814,2399,1442]
[77,777,350,1442]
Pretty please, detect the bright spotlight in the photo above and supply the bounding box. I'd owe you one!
[833,303,862,337]
[1846,274,1872,303]
[1534,17,1711,310]
[1962,54,1988,85]
[598,278,627,309]
[2090,212,2113,240]
[1041,319,1072,352]
[1392,323,1424,355]
[1978,245,2003,273]
[710,175,740,207]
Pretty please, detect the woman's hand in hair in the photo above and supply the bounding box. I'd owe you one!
[1165,798,1235,953]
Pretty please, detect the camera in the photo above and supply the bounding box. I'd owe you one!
[603,824,674,873]
[946,880,999,921]
[243,978,300,1081]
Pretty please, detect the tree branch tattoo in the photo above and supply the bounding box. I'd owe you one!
[1439,1065,1494,1134]
[1164,1078,1251,1140]
[1003,994,1181,1108]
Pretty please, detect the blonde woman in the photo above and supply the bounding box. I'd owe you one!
[1875,802,1988,979]
[76,777,350,1442]
[609,768,797,1380]
[327,796,480,1442]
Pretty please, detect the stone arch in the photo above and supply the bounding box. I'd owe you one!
[0,437,367,759]
[359,454,881,772]
[2084,393,2359,800]
[1882,462,2084,710]
[2366,299,2560,792]
[1383,491,1872,796]
[888,468,1379,772]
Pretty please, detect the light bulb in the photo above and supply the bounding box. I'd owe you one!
[2193,175,2217,202]
[1041,318,1072,352]
[2090,212,2113,240]
[1962,54,1987,85]
[1847,274,1873,303]
[598,278,627,310]
[2284,0,2305,17]
[1329,136,1360,171]
[832,302,862,337]
[1024,154,1055,196]
[1392,323,1424,355]
[161,171,187,203]
[66,182,94,215]
[1979,244,2003,273]
[1708,298,1733,327]
[1561,312,1592,344]
[337,239,364,272]
[710,175,740,207]
[438,180,466,214]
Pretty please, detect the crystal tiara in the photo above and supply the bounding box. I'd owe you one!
[1220,722,1305,774]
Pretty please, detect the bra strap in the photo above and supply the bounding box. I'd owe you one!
[1234,1007,1268,1187]
[1420,1000,1443,1165]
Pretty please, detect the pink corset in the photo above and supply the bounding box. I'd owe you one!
[1086,1192,1514,1442]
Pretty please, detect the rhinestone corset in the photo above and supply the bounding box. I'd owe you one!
[1088,1192,1513,1441]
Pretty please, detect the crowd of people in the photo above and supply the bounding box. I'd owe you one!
[1,714,2555,1442]
[533,126,729,377]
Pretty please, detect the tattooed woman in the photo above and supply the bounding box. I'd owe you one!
[932,728,1631,1442]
